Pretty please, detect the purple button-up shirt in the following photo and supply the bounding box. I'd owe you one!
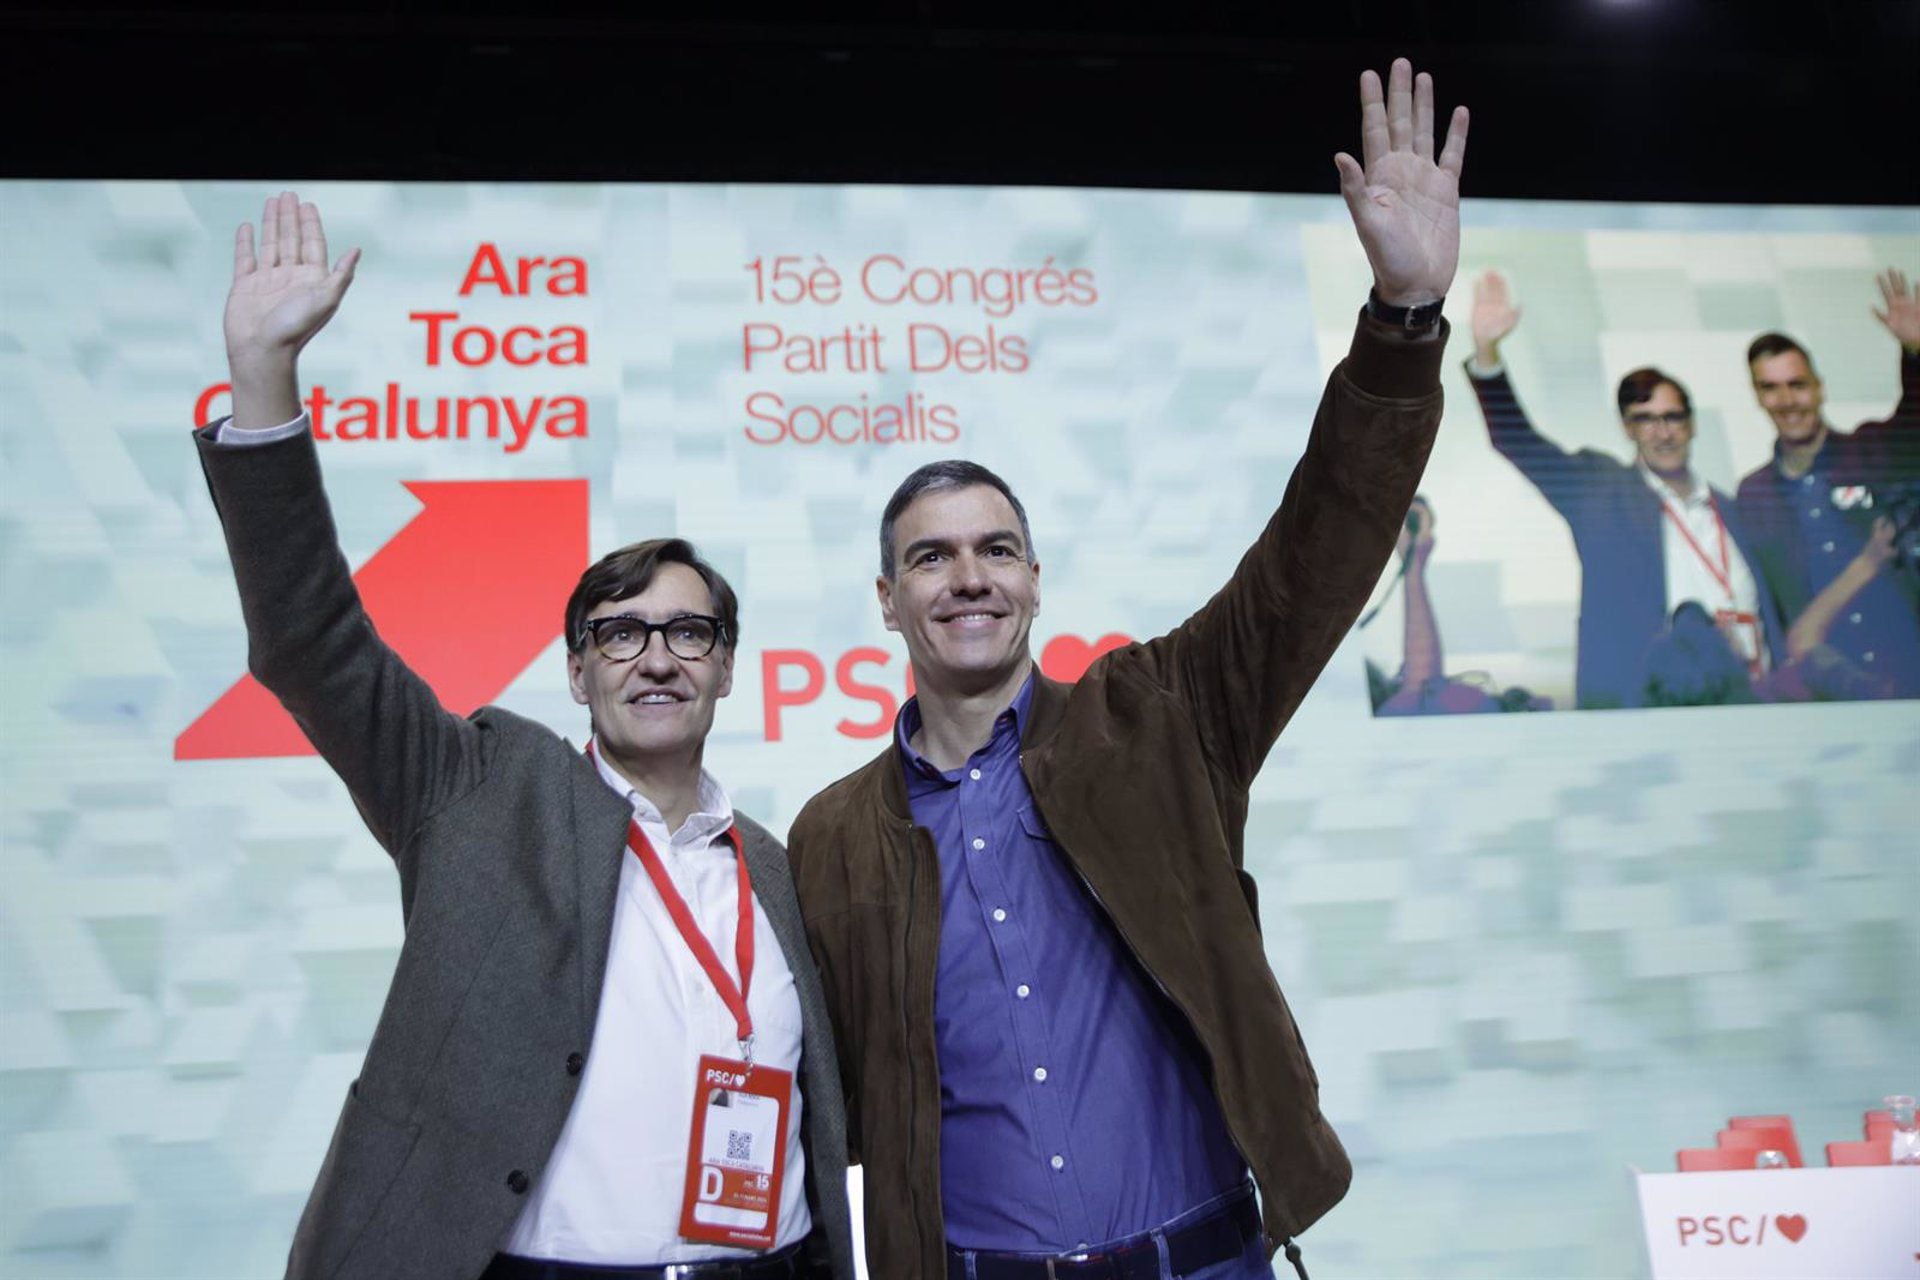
[898,673,1246,1252]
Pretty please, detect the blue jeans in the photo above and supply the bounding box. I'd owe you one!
[1174,1229,1271,1279]
[948,1184,1276,1280]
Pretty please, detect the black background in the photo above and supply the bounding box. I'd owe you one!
[3,0,1916,205]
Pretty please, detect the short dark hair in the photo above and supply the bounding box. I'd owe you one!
[1747,331,1816,373]
[1616,367,1693,419]
[878,460,1035,579]
[564,538,739,653]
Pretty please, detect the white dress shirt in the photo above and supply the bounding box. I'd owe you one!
[213,412,310,444]
[1639,464,1769,670]
[502,749,810,1263]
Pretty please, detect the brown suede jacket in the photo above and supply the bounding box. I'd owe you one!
[788,313,1447,1279]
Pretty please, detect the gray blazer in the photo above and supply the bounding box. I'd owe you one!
[196,427,854,1280]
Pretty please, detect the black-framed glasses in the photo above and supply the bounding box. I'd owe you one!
[1625,409,1692,428]
[580,614,727,662]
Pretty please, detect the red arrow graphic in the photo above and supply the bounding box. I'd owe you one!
[176,479,589,761]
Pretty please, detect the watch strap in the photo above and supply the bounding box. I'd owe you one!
[1367,288,1445,331]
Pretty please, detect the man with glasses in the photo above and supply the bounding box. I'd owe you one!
[194,193,852,1280]
[1466,269,1782,709]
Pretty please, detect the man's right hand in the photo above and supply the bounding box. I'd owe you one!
[1470,268,1519,370]
[224,191,359,429]
[1872,268,1920,355]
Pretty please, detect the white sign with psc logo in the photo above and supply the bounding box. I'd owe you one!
[1635,1166,1919,1279]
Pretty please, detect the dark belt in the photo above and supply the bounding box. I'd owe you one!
[946,1188,1262,1280]
[481,1241,814,1280]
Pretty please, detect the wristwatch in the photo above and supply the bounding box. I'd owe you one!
[1366,288,1445,331]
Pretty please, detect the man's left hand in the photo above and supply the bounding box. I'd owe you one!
[1857,516,1898,573]
[1335,58,1469,308]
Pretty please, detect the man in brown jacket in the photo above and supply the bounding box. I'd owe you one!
[788,60,1465,1280]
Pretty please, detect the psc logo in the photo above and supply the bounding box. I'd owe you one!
[760,633,1132,741]
[1675,1214,1808,1246]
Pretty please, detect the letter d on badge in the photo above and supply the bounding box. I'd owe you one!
[699,1165,724,1202]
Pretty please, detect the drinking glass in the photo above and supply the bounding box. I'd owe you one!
[1886,1094,1920,1165]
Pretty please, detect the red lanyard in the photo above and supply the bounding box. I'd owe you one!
[1658,493,1733,599]
[626,819,756,1053]
[588,740,756,1052]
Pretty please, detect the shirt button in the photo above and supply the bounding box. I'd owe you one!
[1849,612,1863,624]
[1016,984,1031,998]
[972,837,985,850]
[1033,1066,1048,1082]
[566,1052,584,1077]
[992,908,1007,923]
[1863,651,1876,662]
[1822,541,1835,553]
[969,769,982,781]
[1050,1155,1065,1171]
[507,1169,530,1194]
[1809,508,1822,519]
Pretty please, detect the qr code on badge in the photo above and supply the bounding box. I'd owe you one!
[727,1129,753,1161]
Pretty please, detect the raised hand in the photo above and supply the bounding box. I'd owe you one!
[1335,58,1468,308]
[1872,268,1920,352]
[227,192,358,362]
[1470,269,1520,366]
[224,192,359,428]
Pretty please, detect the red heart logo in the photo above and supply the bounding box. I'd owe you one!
[1039,633,1132,683]
[1775,1214,1807,1243]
